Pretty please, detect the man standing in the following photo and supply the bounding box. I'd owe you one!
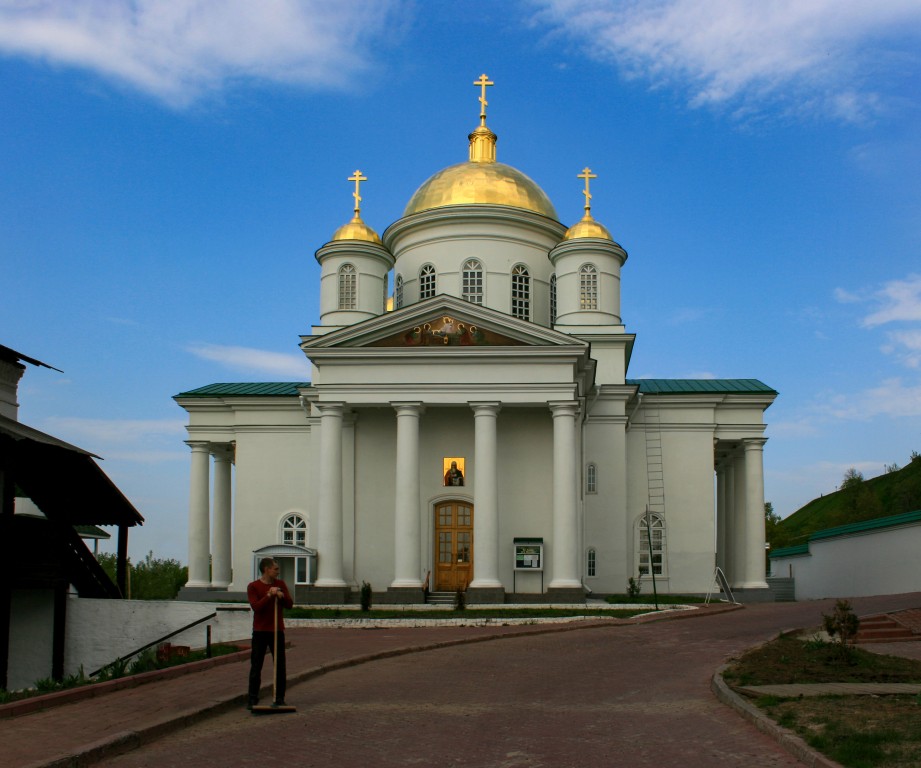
[247,557,293,709]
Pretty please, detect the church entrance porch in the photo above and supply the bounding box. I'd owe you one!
[434,500,473,591]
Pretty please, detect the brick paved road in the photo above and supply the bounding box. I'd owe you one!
[97,595,921,768]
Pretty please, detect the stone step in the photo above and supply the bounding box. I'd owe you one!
[426,592,455,605]
[856,614,916,643]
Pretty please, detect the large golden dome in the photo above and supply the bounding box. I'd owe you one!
[403,161,558,219]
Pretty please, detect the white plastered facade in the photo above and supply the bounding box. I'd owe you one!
[175,136,776,602]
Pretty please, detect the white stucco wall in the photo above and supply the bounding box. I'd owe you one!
[770,522,921,600]
[8,589,55,691]
[7,598,251,692]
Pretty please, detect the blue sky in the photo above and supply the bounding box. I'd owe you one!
[3,1,920,562]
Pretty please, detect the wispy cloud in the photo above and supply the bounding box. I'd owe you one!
[814,378,921,420]
[186,343,309,377]
[860,274,921,327]
[0,1,408,107]
[43,416,187,444]
[531,0,921,122]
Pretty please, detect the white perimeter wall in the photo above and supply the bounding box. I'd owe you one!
[7,598,252,692]
[770,522,921,600]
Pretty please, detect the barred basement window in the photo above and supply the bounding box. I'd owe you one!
[586,462,597,494]
[282,514,307,547]
[395,274,404,309]
[420,264,437,299]
[511,264,530,320]
[580,264,598,310]
[338,263,356,310]
[462,259,484,304]
[637,512,666,577]
[586,548,597,577]
[550,273,557,324]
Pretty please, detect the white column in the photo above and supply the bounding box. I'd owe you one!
[549,401,581,589]
[715,463,727,573]
[469,402,501,588]
[730,454,745,587]
[392,403,424,588]
[316,402,346,587]
[741,438,769,589]
[211,445,233,588]
[186,441,211,588]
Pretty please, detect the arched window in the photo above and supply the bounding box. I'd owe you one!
[550,273,557,324]
[338,264,357,310]
[282,514,307,547]
[580,264,598,310]
[586,547,597,578]
[511,264,530,320]
[637,513,666,577]
[462,259,484,304]
[395,274,404,309]
[586,463,597,494]
[420,264,437,300]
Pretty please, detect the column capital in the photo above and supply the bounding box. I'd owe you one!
[742,437,768,451]
[315,401,345,416]
[469,401,501,416]
[210,443,234,461]
[185,440,211,453]
[549,400,580,417]
[391,401,424,416]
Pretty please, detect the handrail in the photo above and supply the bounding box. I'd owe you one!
[90,612,217,677]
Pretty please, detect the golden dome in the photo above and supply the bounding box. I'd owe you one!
[562,213,613,241]
[331,213,382,245]
[404,161,558,219]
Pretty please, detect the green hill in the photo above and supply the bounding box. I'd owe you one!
[770,455,921,550]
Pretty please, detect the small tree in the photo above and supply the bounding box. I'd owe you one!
[823,599,860,660]
[360,581,373,612]
[454,588,466,611]
[627,576,641,599]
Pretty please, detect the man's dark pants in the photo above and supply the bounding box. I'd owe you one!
[248,630,286,704]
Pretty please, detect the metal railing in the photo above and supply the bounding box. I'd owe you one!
[89,612,217,677]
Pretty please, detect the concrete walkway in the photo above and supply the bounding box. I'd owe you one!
[2,596,920,768]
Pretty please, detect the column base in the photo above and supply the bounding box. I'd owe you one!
[546,586,586,604]
[383,586,426,604]
[732,586,774,604]
[465,587,506,604]
[300,585,352,605]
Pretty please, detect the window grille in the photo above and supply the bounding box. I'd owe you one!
[338,264,356,310]
[550,274,557,324]
[420,264,436,299]
[511,264,530,320]
[462,259,484,304]
[580,264,598,310]
[282,514,307,548]
[586,463,597,494]
[637,513,666,577]
[395,274,404,309]
[587,548,596,577]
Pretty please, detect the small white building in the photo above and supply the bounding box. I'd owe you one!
[175,79,776,604]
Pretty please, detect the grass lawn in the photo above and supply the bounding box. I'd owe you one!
[724,633,921,768]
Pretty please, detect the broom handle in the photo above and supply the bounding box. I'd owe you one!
[272,595,278,702]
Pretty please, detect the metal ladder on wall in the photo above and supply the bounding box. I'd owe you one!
[644,397,666,520]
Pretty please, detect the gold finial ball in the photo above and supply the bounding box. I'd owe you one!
[562,215,614,241]
[331,214,382,244]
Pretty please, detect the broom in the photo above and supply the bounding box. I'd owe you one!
[251,594,297,714]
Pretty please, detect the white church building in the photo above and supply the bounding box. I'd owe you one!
[175,77,776,604]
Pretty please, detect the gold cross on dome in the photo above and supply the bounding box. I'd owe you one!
[348,169,367,214]
[578,167,597,213]
[473,73,494,124]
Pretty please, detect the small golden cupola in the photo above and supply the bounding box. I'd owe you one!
[331,170,382,244]
[314,170,393,335]
[562,167,613,241]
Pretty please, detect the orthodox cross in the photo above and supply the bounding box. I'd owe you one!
[348,169,367,215]
[578,167,597,214]
[473,73,494,124]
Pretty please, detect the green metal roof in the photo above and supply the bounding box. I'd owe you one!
[174,382,309,398]
[627,379,777,395]
[770,509,921,559]
[769,543,810,559]
[809,509,921,542]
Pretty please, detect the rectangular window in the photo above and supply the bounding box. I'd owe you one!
[295,557,308,585]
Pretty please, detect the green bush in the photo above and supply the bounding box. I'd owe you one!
[360,581,373,612]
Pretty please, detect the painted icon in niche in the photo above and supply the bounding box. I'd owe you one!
[443,457,465,486]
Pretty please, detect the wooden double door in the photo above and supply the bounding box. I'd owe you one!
[434,501,473,592]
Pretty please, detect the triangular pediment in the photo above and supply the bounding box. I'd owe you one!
[301,295,588,351]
